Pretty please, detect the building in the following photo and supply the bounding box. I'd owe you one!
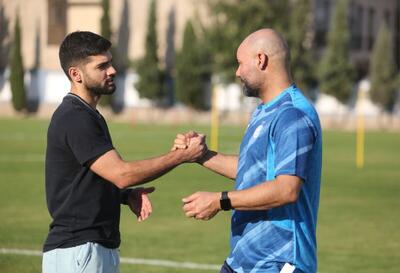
[0,0,210,110]
[0,0,399,118]
[314,0,400,78]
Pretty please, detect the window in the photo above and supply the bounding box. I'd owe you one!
[367,7,375,50]
[315,0,331,47]
[385,10,391,29]
[350,4,363,50]
[47,0,67,45]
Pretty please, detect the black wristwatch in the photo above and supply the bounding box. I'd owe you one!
[220,191,232,211]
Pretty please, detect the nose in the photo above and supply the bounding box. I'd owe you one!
[108,65,117,76]
[235,67,240,78]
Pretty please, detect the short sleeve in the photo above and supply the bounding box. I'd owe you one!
[272,107,316,181]
[65,112,114,166]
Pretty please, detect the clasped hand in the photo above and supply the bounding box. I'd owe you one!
[172,131,221,221]
[171,131,207,163]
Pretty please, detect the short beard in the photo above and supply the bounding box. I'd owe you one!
[242,80,259,98]
[86,78,116,95]
[87,84,116,95]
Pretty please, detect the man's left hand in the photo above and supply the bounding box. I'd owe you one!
[128,187,155,222]
[182,191,221,220]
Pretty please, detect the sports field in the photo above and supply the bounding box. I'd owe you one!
[0,117,399,273]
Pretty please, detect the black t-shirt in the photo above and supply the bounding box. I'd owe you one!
[43,93,121,252]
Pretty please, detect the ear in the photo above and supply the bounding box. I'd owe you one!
[68,67,82,83]
[257,53,268,70]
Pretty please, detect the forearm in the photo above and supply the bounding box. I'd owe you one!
[198,150,238,180]
[91,149,189,189]
[182,176,300,221]
[118,150,186,188]
[228,176,302,210]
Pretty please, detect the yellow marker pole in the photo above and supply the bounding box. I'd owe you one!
[356,87,365,169]
[210,83,219,151]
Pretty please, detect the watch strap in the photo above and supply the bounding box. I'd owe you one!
[220,191,232,211]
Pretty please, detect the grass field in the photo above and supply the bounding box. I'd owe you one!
[0,117,399,273]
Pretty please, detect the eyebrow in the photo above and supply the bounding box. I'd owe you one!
[96,59,112,69]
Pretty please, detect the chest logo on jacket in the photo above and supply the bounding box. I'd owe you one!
[252,124,264,139]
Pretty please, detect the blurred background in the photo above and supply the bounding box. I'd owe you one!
[0,0,399,127]
[0,1,399,273]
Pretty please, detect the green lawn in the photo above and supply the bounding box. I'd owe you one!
[0,117,399,273]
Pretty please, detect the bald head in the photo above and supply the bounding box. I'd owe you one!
[239,28,290,68]
[235,28,293,101]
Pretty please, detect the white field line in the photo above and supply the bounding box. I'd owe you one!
[0,248,220,271]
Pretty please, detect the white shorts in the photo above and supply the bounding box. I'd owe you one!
[42,242,119,273]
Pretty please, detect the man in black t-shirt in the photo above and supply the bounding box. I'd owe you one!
[42,31,206,273]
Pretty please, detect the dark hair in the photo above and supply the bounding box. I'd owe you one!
[59,31,112,79]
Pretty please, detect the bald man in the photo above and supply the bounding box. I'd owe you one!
[173,29,322,273]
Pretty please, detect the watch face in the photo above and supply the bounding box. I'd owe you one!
[220,191,232,210]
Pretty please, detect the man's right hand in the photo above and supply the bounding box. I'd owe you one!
[171,131,202,150]
[172,131,208,162]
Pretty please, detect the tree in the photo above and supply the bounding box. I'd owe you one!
[98,0,112,108]
[287,0,316,97]
[0,1,10,77]
[205,0,290,83]
[135,0,164,101]
[369,22,398,112]
[175,20,211,110]
[318,0,354,103]
[164,7,176,106]
[9,11,26,112]
[114,0,130,73]
[100,0,112,41]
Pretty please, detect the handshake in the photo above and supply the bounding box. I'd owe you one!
[171,131,222,221]
[170,131,208,163]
